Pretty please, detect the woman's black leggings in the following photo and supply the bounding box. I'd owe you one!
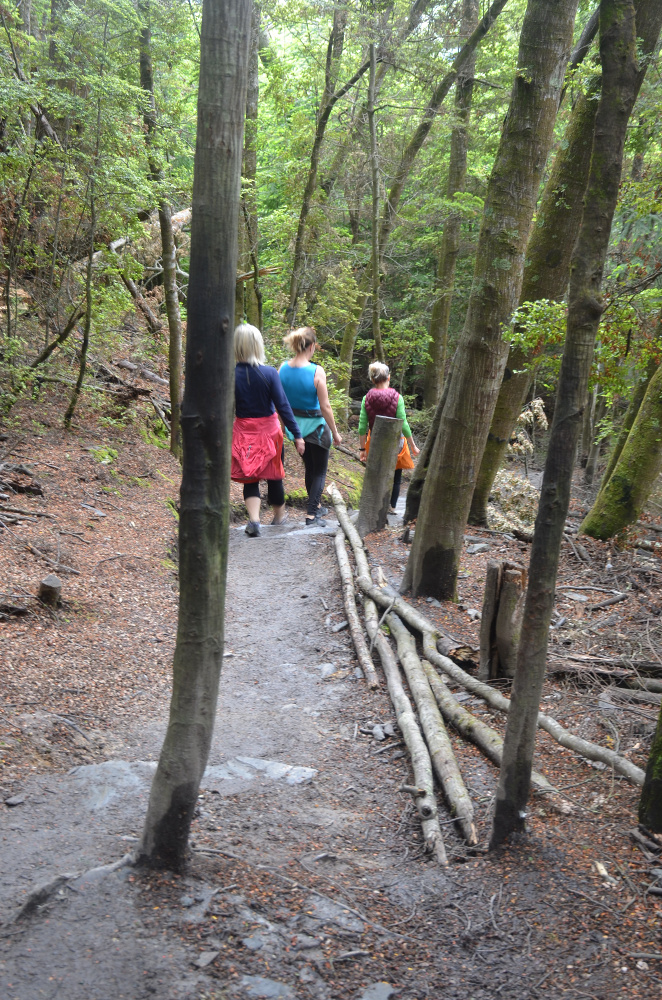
[243,479,285,507]
[302,442,329,518]
[390,469,403,509]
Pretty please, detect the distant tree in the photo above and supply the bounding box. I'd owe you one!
[138,0,252,870]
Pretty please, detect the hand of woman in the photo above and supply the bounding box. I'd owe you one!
[411,441,420,456]
[333,430,343,446]
[295,437,305,456]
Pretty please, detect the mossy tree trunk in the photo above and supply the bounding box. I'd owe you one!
[599,357,658,487]
[138,0,252,871]
[639,703,662,832]
[422,0,479,408]
[469,0,662,526]
[403,0,580,601]
[491,0,653,848]
[467,78,600,525]
[580,357,662,539]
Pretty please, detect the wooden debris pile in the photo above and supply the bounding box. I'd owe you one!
[327,482,646,866]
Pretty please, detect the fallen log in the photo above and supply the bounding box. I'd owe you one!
[352,578,646,786]
[387,614,477,844]
[329,481,446,861]
[334,531,380,689]
[421,660,554,793]
[362,603,447,864]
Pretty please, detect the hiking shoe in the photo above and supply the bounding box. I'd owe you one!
[271,511,289,526]
[305,515,327,527]
[245,520,261,537]
[388,506,398,515]
[317,505,329,516]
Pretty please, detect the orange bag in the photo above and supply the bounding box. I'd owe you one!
[364,431,414,471]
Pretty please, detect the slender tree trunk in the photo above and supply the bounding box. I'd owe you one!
[422,0,479,407]
[237,2,261,329]
[599,356,658,487]
[138,0,251,871]
[139,2,183,459]
[580,358,662,538]
[63,193,94,429]
[404,0,580,601]
[584,390,606,485]
[336,0,510,399]
[639,702,662,832]
[368,41,383,362]
[491,0,651,848]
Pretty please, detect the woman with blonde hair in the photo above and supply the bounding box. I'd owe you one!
[279,327,342,527]
[231,323,305,537]
[358,361,420,513]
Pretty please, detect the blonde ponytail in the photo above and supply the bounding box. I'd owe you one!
[283,326,317,355]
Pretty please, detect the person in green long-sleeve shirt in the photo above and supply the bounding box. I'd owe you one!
[358,362,420,513]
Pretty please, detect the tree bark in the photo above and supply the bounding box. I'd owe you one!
[599,356,658,487]
[422,0,479,407]
[237,2,262,329]
[491,0,651,848]
[368,41,384,363]
[138,0,251,871]
[583,390,606,485]
[580,358,662,538]
[404,0,580,601]
[357,415,402,537]
[639,702,662,832]
[139,2,183,459]
[468,80,601,525]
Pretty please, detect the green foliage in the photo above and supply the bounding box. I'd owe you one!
[504,299,567,355]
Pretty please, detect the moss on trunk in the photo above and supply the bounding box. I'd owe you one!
[639,704,662,832]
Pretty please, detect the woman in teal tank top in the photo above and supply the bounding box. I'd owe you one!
[279,327,342,526]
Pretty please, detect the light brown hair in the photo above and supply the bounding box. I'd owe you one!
[369,361,390,385]
[283,326,317,355]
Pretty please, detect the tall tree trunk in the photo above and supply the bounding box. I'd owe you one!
[404,0,580,601]
[468,79,601,524]
[584,389,606,485]
[491,0,653,848]
[580,356,662,538]
[468,0,662,525]
[422,0,479,407]
[63,192,94,429]
[286,12,368,324]
[336,0,510,400]
[138,0,251,871]
[599,356,658,487]
[368,41,383,362]
[639,702,662,832]
[139,2,183,459]
[237,1,261,329]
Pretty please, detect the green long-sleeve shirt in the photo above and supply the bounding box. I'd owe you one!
[358,393,412,439]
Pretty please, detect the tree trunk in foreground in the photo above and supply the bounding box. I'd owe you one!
[580,357,662,539]
[422,0,479,408]
[491,0,648,848]
[639,703,662,832]
[404,0,579,601]
[468,79,600,525]
[358,415,402,537]
[138,0,251,870]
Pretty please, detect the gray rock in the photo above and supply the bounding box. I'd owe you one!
[467,543,490,555]
[301,895,363,932]
[359,984,396,1000]
[372,725,386,742]
[192,950,218,969]
[331,620,348,633]
[382,722,395,737]
[564,591,588,603]
[4,795,26,807]
[240,975,295,998]
[317,662,336,678]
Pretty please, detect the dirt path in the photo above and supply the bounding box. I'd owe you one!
[1,422,660,999]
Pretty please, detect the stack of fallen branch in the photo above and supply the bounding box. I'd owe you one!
[327,483,646,865]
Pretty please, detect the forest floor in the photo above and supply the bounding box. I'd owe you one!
[1,377,662,1000]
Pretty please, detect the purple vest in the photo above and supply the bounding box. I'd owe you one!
[365,387,399,430]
